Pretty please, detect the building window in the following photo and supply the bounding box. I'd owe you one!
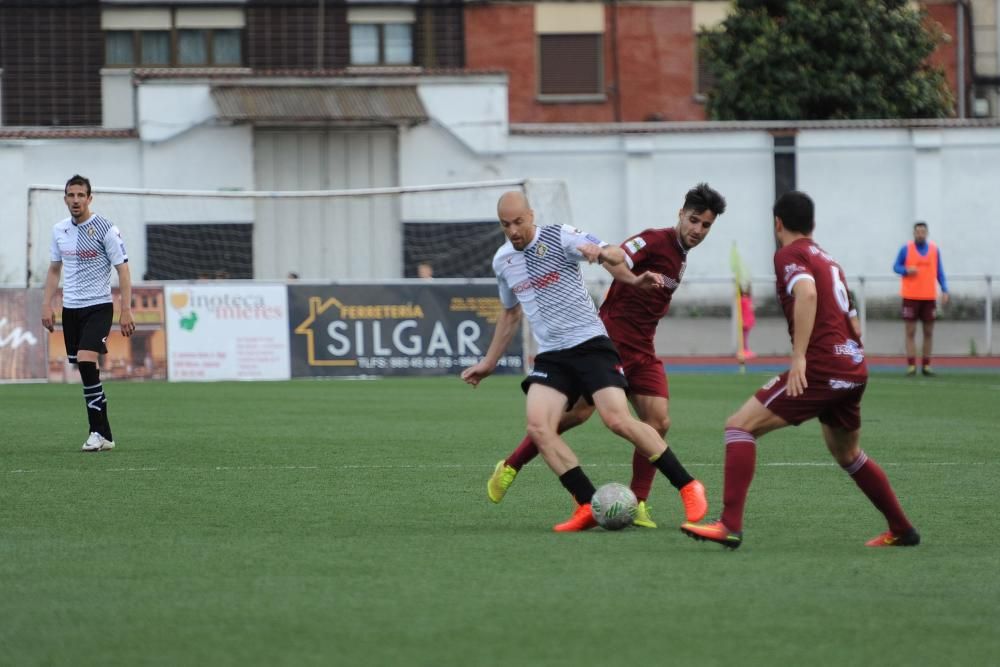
[102,8,244,68]
[692,3,730,100]
[350,24,380,65]
[535,2,604,100]
[141,31,171,65]
[178,30,209,65]
[348,6,415,66]
[350,23,413,65]
[538,34,603,96]
[106,31,135,65]
[213,29,243,66]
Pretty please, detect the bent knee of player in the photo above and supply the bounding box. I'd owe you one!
[822,426,861,465]
[724,413,749,432]
[645,413,670,437]
[525,421,558,448]
[76,349,100,363]
[724,399,776,436]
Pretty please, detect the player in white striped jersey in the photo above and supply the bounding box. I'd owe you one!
[461,191,706,531]
[42,175,135,452]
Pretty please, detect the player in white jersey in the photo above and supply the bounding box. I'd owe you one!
[42,175,135,452]
[461,191,708,531]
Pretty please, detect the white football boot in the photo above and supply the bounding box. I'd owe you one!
[82,432,115,452]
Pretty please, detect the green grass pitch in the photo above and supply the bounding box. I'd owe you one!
[2,372,998,666]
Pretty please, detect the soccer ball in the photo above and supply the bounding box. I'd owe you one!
[590,483,638,530]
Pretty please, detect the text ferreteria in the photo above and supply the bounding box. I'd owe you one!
[337,304,425,320]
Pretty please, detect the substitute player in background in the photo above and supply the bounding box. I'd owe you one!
[42,175,135,452]
[893,221,949,376]
[462,191,697,532]
[682,191,919,549]
[486,183,726,528]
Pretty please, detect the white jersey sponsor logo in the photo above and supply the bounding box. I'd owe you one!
[783,263,806,279]
[832,339,865,364]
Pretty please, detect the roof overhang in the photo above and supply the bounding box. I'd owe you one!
[211,84,428,127]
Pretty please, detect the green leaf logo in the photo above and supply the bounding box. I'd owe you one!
[179,311,198,331]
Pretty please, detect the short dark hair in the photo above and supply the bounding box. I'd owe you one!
[914,221,928,230]
[65,174,91,196]
[683,183,727,216]
[773,191,815,234]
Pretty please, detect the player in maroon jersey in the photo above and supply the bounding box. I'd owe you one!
[681,191,919,549]
[485,183,727,529]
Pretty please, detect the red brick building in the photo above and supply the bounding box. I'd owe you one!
[465,1,968,124]
[0,0,974,128]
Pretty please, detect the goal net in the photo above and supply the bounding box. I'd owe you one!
[25,178,573,286]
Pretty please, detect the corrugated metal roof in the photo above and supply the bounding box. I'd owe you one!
[211,85,428,125]
[134,67,506,80]
[511,118,1000,135]
[0,128,137,139]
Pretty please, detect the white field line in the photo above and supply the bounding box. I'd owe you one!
[3,461,988,475]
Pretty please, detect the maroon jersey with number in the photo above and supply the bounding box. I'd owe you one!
[774,238,867,381]
[599,227,687,355]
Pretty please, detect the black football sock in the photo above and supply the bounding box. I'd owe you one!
[78,361,112,441]
[651,447,694,490]
[559,466,596,506]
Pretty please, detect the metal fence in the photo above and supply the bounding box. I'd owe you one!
[585,274,998,358]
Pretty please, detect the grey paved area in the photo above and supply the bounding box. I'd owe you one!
[654,317,996,357]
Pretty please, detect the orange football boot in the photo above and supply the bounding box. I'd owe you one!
[680,520,743,549]
[553,503,598,532]
[679,480,708,523]
[865,528,921,547]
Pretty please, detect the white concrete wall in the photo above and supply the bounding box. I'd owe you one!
[101,69,135,129]
[137,81,219,143]
[415,78,508,155]
[5,74,1000,298]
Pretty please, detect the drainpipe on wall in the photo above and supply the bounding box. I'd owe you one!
[957,0,966,117]
[609,0,623,122]
[317,0,325,70]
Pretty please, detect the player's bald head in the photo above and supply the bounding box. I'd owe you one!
[497,191,531,222]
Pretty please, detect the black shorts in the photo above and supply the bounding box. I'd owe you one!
[521,335,628,407]
[62,303,114,363]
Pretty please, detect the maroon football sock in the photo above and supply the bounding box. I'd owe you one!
[505,435,539,471]
[720,428,757,532]
[629,448,657,501]
[842,451,914,535]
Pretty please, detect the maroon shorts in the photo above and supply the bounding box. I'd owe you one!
[603,317,668,398]
[620,349,669,398]
[754,372,867,431]
[902,298,936,322]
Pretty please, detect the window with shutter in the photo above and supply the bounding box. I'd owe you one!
[538,33,603,97]
[102,8,244,68]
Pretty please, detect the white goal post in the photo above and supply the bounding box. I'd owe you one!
[25,178,573,287]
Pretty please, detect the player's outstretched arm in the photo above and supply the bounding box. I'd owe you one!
[461,304,522,387]
[576,243,628,267]
[601,259,664,289]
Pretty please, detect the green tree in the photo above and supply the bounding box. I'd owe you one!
[702,0,954,120]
